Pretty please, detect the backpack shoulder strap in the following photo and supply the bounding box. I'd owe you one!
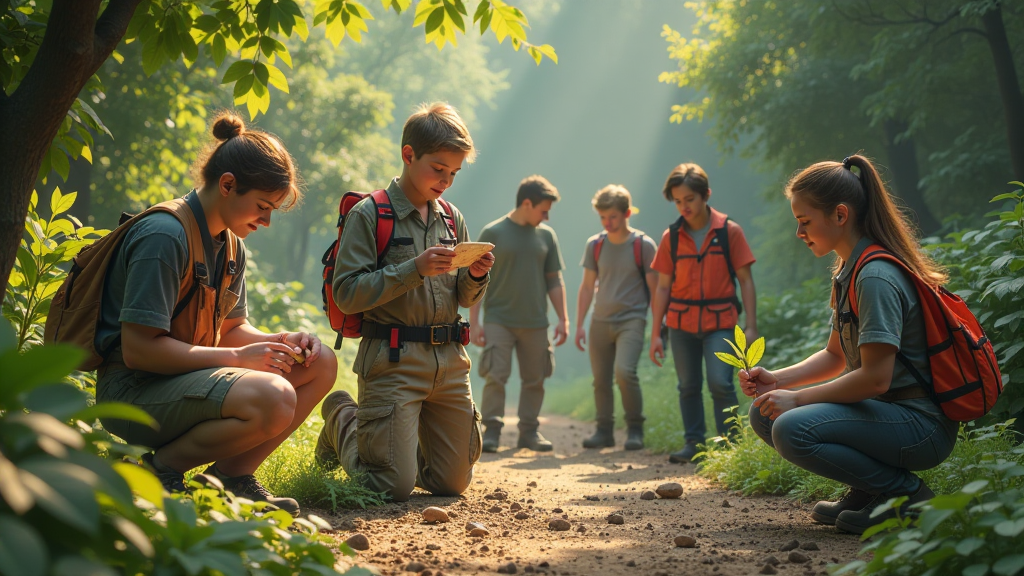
[635,233,651,303]
[369,189,395,264]
[592,233,606,273]
[845,244,920,317]
[147,200,207,320]
[668,217,684,265]
[715,217,737,283]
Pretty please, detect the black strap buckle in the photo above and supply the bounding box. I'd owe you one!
[430,325,450,345]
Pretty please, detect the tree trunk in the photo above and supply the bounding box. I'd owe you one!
[883,120,940,233]
[0,0,140,296]
[981,5,1024,181]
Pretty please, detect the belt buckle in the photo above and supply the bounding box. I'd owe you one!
[430,325,447,345]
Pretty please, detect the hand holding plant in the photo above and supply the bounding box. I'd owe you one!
[715,325,773,397]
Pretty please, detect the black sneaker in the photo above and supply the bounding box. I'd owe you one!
[835,481,935,535]
[668,441,702,464]
[141,452,187,493]
[810,488,873,525]
[624,425,644,451]
[204,465,300,515]
[582,426,615,449]
[482,426,501,453]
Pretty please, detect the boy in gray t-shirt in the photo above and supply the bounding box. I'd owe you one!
[575,185,658,450]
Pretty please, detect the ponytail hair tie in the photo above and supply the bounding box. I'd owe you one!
[842,157,852,170]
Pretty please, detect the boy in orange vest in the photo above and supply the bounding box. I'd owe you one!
[649,163,758,463]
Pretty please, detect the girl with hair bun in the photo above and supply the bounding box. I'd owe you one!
[92,111,336,512]
[741,154,958,535]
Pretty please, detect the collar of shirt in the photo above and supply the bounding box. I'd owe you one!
[835,236,876,285]
[386,178,446,224]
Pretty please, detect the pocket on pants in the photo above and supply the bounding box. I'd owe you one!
[356,403,395,468]
[898,426,944,471]
[478,347,493,379]
[469,407,483,465]
[543,348,555,378]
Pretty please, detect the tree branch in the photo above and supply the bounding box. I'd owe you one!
[832,0,959,29]
[93,0,144,69]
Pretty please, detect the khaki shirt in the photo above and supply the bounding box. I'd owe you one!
[332,179,488,327]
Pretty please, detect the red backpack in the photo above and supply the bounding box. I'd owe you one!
[321,189,456,349]
[843,244,1003,421]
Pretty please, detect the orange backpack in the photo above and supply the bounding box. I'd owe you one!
[842,245,1003,421]
[321,189,456,349]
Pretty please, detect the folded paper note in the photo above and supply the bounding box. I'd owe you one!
[451,242,494,269]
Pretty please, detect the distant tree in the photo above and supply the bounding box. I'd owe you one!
[0,0,557,295]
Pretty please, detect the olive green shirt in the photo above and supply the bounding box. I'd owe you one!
[332,179,488,326]
[833,236,956,430]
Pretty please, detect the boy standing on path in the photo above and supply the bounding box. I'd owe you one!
[575,185,658,450]
[470,175,568,453]
[316,103,494,502]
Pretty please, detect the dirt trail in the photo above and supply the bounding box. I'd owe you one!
[322,415,864,576]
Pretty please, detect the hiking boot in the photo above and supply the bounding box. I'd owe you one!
[835,480,935,535]
[315,390,358,468]
[141,452,187,493]
[810,488,873,525]
[624,425,644,451]
[517,430,553,452]
[582,425,615,449]
[482,426,501,453]
[204,464,300,515]
[668,441,702,464]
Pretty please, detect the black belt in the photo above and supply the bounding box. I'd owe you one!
[362,320,469,362]
[876,386,929,402]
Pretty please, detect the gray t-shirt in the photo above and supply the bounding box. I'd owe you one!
[97,204,247,353]
[478,216,565,328]
[686,218,711,251]
[581,230,657,323]
[832,237,955,430]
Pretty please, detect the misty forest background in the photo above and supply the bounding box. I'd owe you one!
[31,0,1022,398]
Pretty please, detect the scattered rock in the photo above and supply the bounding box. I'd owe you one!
[466,522,489,537]
[760,564,778,575]
[741,507,750,513]
[640,491,656,500]
[538,561,549,568]
[584,495,599,501]
[779,539,800,552]
[673,535,696,548]
[405,561,426,572]
[607,513,625,525]
[514,512,531,520]
[485,491,508,501]
[576,525,587,533]
[721,499,733,508]
[527,481,538,488]
[625,560,636,567]
[552,508,563,513]
[548,518,571,531]
[656,483,684,499]
[339,518,365,530]
[788,551,810,564]
[488,505,503,513]
[800,542,820,551]
[763,555,780,566]
[422,507,450,523]
[510,502,523,511]
[344,533,369,551]
[496,562,517,574]
[426,543,441,551]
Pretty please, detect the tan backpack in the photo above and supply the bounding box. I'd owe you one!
[44,197,239,370]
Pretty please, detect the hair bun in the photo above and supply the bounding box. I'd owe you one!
[211,111,245,140]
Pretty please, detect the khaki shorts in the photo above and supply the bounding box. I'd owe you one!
[96,363,251,448]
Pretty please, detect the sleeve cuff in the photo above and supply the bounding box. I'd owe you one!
[398,258,425,289]
[119,308,171,331]
[858,330,901,349]
[469,270,489,283]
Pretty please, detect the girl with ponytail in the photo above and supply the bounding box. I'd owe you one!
[740,154,958,535]
[92,111,337,512]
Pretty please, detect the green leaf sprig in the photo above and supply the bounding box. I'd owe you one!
[715,325,764,372]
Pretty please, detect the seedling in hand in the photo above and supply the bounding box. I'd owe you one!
[714,326,770,395]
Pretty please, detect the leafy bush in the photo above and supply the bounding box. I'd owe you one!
[1,188,108,351]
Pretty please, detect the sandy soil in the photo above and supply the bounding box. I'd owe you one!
[319,415,865,576]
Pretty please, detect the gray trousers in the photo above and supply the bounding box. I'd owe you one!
[588,318,646,429]
[478,323,553,433]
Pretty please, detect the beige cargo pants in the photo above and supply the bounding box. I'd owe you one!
[478,323,554,433]
[324,337,482,501]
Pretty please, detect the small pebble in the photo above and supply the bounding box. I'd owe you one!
[496,562,517,574]
[640,491,656,500]
[344,533,369,551]
[760,564,778,575]
[673,535,696,548]
[489,505,503,513]
[763,555,780,566]
[552,508,563,513]
[528,481,538,487]
[800,542,820,551]
[405,561,426,572]
[548,518,571,531]
[656,483,684,499]
[538,561,549,568]
[515,511,531,520]
[721,499,733,508]
[422,507,450,523]
[607,513,625,525]
[788,551,810,564]
[585,495,599,501]
[625,560,636,567]
[779,539,800,552]
[466,522,489,537]
[576,525,587,533]
[426,543,441,551]
[510,502,523,511]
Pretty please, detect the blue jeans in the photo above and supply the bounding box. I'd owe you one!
[669,328,737,443]
[748,400,958,495]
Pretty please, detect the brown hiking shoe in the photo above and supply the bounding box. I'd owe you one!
[204,464,300,515]
[517,430,553,452]
[316,390,358,468]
